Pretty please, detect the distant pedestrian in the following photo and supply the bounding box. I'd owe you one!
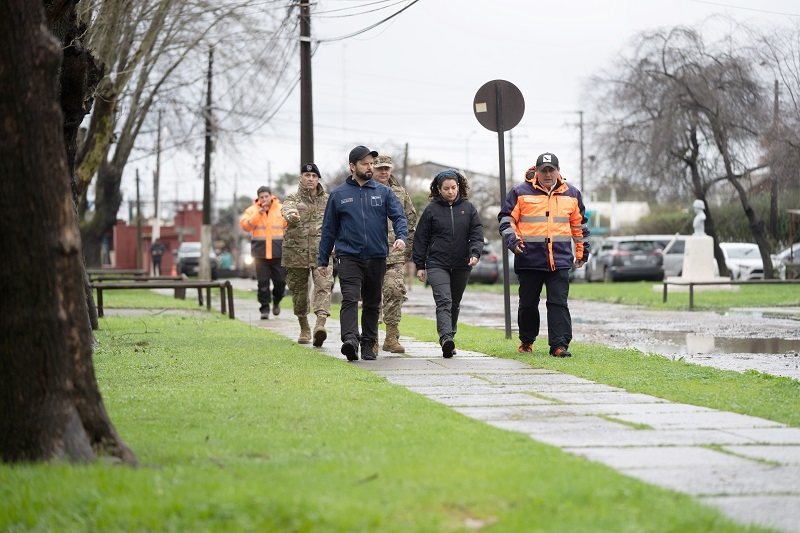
[240,186,287,320]
[149,238,166,276]
[317,145,408,361]
[372,154,417,353]
[412,170,484,358]
[282,163,334,346]
[498,152,590,357]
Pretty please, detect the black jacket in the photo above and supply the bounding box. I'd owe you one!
[412,195,484,271]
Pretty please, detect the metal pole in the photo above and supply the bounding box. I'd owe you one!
[200,47,213,280]
[579,110,584,191]
[495,81,512,340]
[299,1,314,163]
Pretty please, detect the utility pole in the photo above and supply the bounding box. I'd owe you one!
[200,47,213,280]
[135,169,143,270]
[299,1,314,163]
[153,109,162,241]
[402,142,409,188]
[579,110,584,192]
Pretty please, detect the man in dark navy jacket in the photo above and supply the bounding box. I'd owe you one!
[318,146,408,361]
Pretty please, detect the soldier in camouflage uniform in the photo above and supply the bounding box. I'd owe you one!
[281,163,334,346]
[373,154,417,353]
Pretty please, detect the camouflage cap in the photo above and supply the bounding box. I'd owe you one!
[373,154,393,169]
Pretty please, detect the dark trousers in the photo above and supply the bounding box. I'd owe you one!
[254,257,286,313]
[338,256,386,349]
[517,269,572,350]
[426,267,471,344]
[152,258,162,276]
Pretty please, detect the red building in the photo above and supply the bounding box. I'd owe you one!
[111,201,204,274]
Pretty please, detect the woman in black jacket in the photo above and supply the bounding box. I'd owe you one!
[412,170,484,357]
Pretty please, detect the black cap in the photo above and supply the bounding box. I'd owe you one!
[349,145,379,164]
[301,163,321,179]
[536,152,559,170]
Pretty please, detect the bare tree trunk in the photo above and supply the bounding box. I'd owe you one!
[0,0,136,464]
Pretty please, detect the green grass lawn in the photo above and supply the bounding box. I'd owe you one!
[466,279,800,311]
[0,308,769,532]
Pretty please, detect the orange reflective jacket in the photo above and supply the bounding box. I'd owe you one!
[498,173,590,271]
[239,199,287,260]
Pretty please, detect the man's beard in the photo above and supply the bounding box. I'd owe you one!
[355,169,372,181]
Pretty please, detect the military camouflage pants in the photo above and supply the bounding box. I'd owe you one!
[285,267,334,317]
[381,262,407,326]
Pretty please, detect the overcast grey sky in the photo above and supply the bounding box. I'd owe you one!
[136,0,800,207]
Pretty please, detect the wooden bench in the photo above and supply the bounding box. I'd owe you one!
[86,268,148,277]
[662,279,800,310]
[91,280,235,319]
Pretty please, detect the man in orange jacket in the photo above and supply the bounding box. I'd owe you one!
[240,186,288,319]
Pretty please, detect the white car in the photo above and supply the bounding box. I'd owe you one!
[719,242,783,280]
[775,242,800,279]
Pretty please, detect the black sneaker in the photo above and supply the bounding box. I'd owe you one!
[260,312,269,320]
[551,346,572,358]
[272,303,281,316]
[442,339,455,359]
[361,343,377,361]
[341,341,358,361]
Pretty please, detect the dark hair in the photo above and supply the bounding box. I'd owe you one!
[257,186,272,195]
[428,169,469,201]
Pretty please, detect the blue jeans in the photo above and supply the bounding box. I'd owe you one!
[517,269,572,350]
[426,267,471,344]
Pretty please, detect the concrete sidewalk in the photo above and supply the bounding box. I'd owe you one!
[238,297,800,533]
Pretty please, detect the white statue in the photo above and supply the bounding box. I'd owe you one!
[692,199,706,236]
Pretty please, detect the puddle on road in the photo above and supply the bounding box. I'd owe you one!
[626,332,800,356]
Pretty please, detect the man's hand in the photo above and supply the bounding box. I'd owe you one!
[392,239,406,252]
[468,256,478,267]
[513,241,525,254]
[417,269,426,283]
[573,260,586,268]
[287,210,301,223]
[317,266,327,277]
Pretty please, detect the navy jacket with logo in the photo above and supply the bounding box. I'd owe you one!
[318,176,408,266]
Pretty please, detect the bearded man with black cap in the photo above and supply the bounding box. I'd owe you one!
[317,146,408,361]
[498,152,590,358]
[282,163,334,346]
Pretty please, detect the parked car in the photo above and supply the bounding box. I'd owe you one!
[719,242,783,280]
[238,241,256,279]
[468,239,501,284]
[175,241,218,279]
[775,242,800,279]
[644,234,688,277]
[585,236,664,282]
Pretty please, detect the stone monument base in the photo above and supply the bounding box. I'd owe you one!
[653,235,735,292]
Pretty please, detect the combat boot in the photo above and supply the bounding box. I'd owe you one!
[312,315,327,347]
[382,324,405,353]
[297,316,311,344]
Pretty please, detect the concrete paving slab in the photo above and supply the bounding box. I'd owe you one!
[404,384,550,396]
[432,357,542,371]
[567,446,759,469]
[513,402,717,417]
[722,445,800,465]
[621,464,800,496]
[452,406,616,422]
[535,391,670,404]
[513,382,626,394]
[497,426,756,447]
[474,373,599,385]
[382,374,494,387]
[426,393,554,407]
[700,495,800,533]
[724,427,800,444]
[480,415,635,434]
[612,411,787,430]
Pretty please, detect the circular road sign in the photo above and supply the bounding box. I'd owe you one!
[473,79,525,133]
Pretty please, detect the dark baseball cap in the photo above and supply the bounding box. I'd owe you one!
[349,145,379,164]
[536,152,559,170]
[301,163,321,178]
